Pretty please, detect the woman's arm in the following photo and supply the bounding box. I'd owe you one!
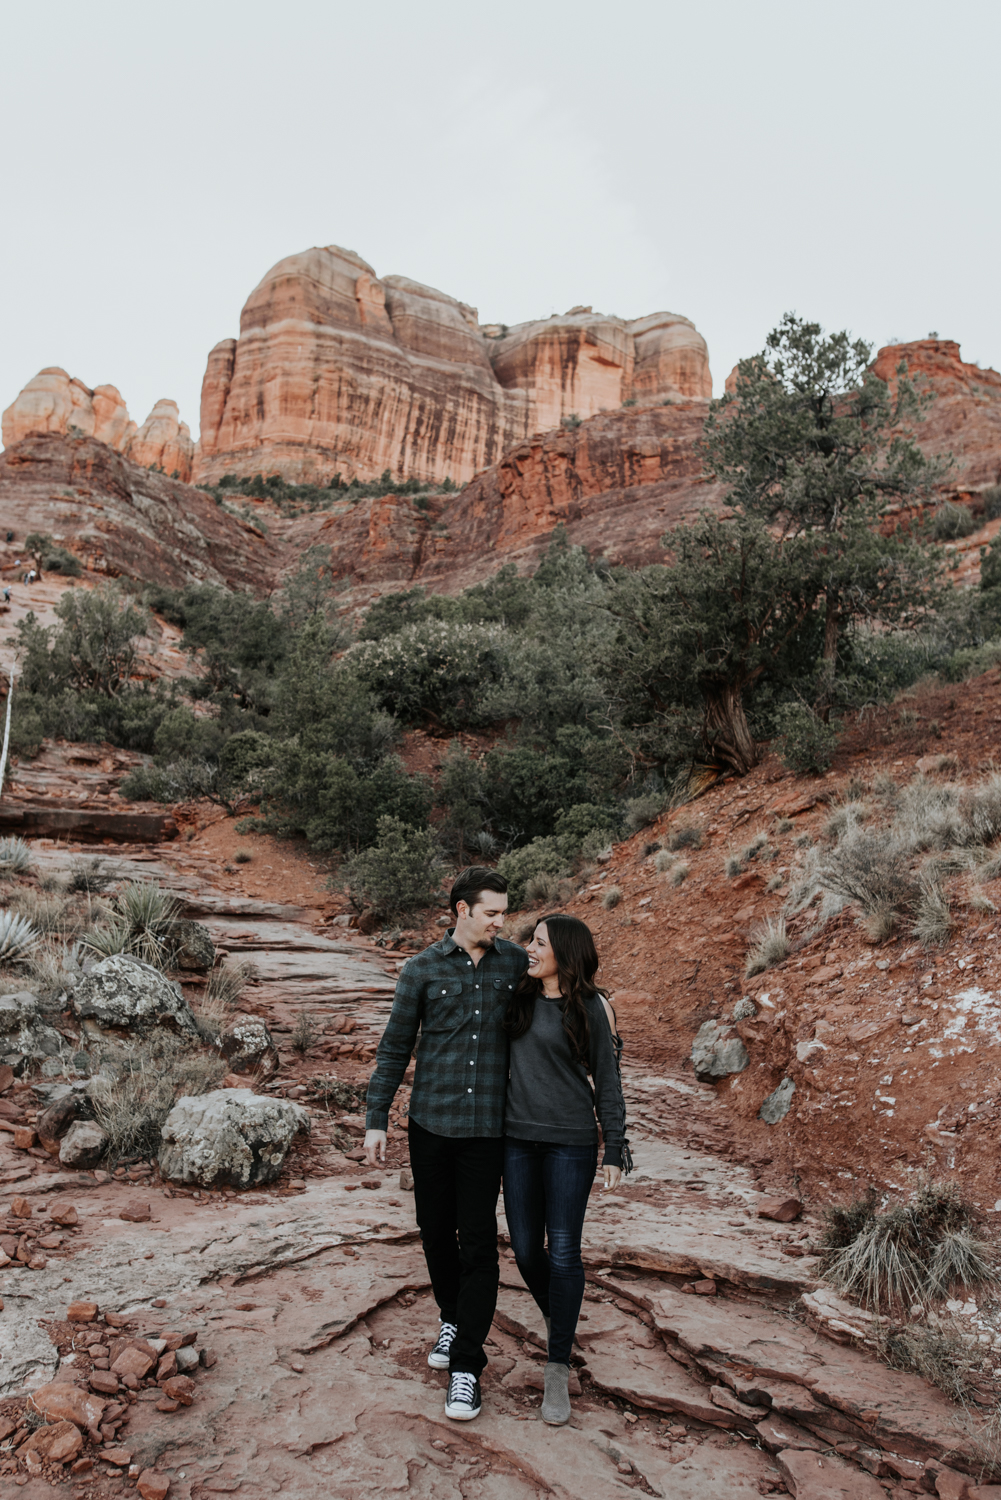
[590,997,626,1189]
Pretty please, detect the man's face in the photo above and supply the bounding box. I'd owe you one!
[456,892,508,949]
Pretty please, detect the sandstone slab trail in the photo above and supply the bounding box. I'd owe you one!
[1,811,1000,1497]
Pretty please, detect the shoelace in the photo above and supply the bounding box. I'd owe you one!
[435,1323,457,1350]
[448,1371,477,1404]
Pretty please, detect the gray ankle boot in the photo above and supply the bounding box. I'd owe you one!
[541,1362,571,1425]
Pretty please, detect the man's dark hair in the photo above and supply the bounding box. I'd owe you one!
[449,866,508,917]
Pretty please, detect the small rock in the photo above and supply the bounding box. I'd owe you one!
[103,1311,130,1327]
[102,1446,133,1467]
[119,1202,152,1223]
[10,1195,32,1217]
[680,1282,695,1294]
[90,1372,120,1395]
[218,1018,277,1075]
[936,1471,971,1500]
[67,1300,99,1322]
[693,1279,717,1296]
[711,1384,768,1421]
[13,1126,36,1149]
[757,1196,803,1223]
[691,1020,750,1082]
[732,997,757,1021]
[71,1457,94,1474]
[111,1346,155,1380]
[36,1234,62,1249]
[172,920,215,971]
[60,1120,109,1168]
[37,1094,93,1155]
[174,1345,199,1372]
[19,1419,84,1464]
[199,1348,217,1368]
[161,1374,196,1406]
[399,1168,414,1191]
[289,1178,306,1190]
[759,1077,795,1125]
[360,1177,381,1190]
[137,1470,171,1500]
[49,1203,79,1226]
[29,1380,107,1429]
[156,1397,180,1412]
[156,1352,177,1381]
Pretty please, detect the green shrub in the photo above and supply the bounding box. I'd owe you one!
[929,501,977,541]
[341,816,443,920]
[774,702,841,773]
[622,793,665,834]
[668,823,703,851]
[496,838,568,911]
[351,619,509,728]
[983,485,1001,521]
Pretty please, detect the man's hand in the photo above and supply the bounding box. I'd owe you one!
[602,1165,621,1191]
[363,1129,387,1167]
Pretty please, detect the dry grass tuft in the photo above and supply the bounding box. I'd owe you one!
[724,852,744,878]
[670,862,690,887]
[668,824,703,852]
[744,916,790,977]
[654,849,676,874]
[90,1034,226,1163]
[601,885,623,910]
[912,874,954,947]
[292,1013,320,1055]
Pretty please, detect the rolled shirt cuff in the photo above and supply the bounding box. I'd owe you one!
[365,1110,389,1132]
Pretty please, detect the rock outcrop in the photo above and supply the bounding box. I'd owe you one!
[871,338,1001,495]
[194,244,711,486]
[0,432,275,591]
[2,369,194,481]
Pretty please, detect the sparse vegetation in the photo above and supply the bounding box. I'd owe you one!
[82,880,182,969]
[654,849,676,874]
[668,824,703,852]
[89,1034,226,1163]
[341,816,444,921]
[601,885,623,910]
[292,1013,319,1055]
[670,862,690,887]
[929,501,977,541]
[0,910,40,964]
[0,838,31,876]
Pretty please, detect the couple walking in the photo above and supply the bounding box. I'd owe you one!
[364,865,628,1425]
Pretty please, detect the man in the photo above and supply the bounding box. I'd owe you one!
[364,866,527,1422]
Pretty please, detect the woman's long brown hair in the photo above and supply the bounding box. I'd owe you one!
[504,913,602,1065]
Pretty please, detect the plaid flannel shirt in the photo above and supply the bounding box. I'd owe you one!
[365,930,528,1138]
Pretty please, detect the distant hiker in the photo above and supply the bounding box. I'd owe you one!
[364,867,527,1422]
[502,913,628,1425]
[5,532,12,543]
[3,588,9,604]
[26,569,36,585]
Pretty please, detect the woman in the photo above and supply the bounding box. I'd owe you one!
[503,913,628,1426]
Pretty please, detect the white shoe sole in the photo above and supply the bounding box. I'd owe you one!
[427,1351,450,1369]
[445,1401,481,1421]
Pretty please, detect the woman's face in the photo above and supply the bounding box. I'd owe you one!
[526,922,559,985]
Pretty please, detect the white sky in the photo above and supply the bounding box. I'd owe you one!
[2,0,998,443]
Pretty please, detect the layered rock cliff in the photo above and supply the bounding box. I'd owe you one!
[871,338,1001,493]
[0,433,272,591]
[194,245,711,487]
[2,369,195,481]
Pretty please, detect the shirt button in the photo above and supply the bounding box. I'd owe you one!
[472,1034,477,1039]
[467,1087,472,1093]
[475,1010,479,1014]
[470,1061,474,1066]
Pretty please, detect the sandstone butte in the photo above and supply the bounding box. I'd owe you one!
[193,243,712,487]
[1,369,195,482]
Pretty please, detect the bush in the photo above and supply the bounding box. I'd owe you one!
[341,816,444,920]
[622,794,664,834]
[983,484,1001,521]
[774,702,841,773]
[497,838,569,911]
[0,838,31,875]
[351,619,509,728]
[0,910,39,963]
[930,501,977,540]
[90,1035,225,1163]
[82,881,181,970]
[601,885,623,909]
[668,824,703,852]
[912,874,953,947]
[670,862,690,886]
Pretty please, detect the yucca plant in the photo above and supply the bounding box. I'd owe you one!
[82,880,181,970]
[0,910,40,964]
[0,837,31,876]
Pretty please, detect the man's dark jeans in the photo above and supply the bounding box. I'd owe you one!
[408,1117,504,1377]
[502,1137,598,1365]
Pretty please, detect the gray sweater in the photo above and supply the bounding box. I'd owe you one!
[505,993,627,1168]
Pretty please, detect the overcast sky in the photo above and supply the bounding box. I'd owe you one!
[2,0,998,443]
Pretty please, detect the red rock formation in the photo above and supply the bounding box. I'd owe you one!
[0,433,275,591]
[276,403,722,605]
[194,245,711,487]
[2,371,194,481]
[871,338,1001,494]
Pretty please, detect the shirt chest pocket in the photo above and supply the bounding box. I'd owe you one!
[422,979,465,1033]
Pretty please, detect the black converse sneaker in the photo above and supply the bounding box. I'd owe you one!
[445,1370,482,1421]
[427,1321,457,1369]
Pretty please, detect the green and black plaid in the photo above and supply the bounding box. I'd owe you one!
[365,930,528,1138]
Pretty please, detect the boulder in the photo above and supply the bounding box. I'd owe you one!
[690,1020,749,1082]
[72,954,198,1036]
[0,991,65,1064]
[759,1077,796,1125]
[158,1088,310,1188]
[218,1017,277,1075]
[18,1419,83,1463]
[38,1090,94,1155]
[59,1120,108,1167]
[171,920,215,971]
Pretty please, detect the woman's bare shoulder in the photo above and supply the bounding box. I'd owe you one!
[599,994,617,1029]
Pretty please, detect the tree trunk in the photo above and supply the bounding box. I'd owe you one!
[701,681,758,776]
[814,586,840,723]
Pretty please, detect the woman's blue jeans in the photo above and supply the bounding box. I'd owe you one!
[502,1137,598,1366]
